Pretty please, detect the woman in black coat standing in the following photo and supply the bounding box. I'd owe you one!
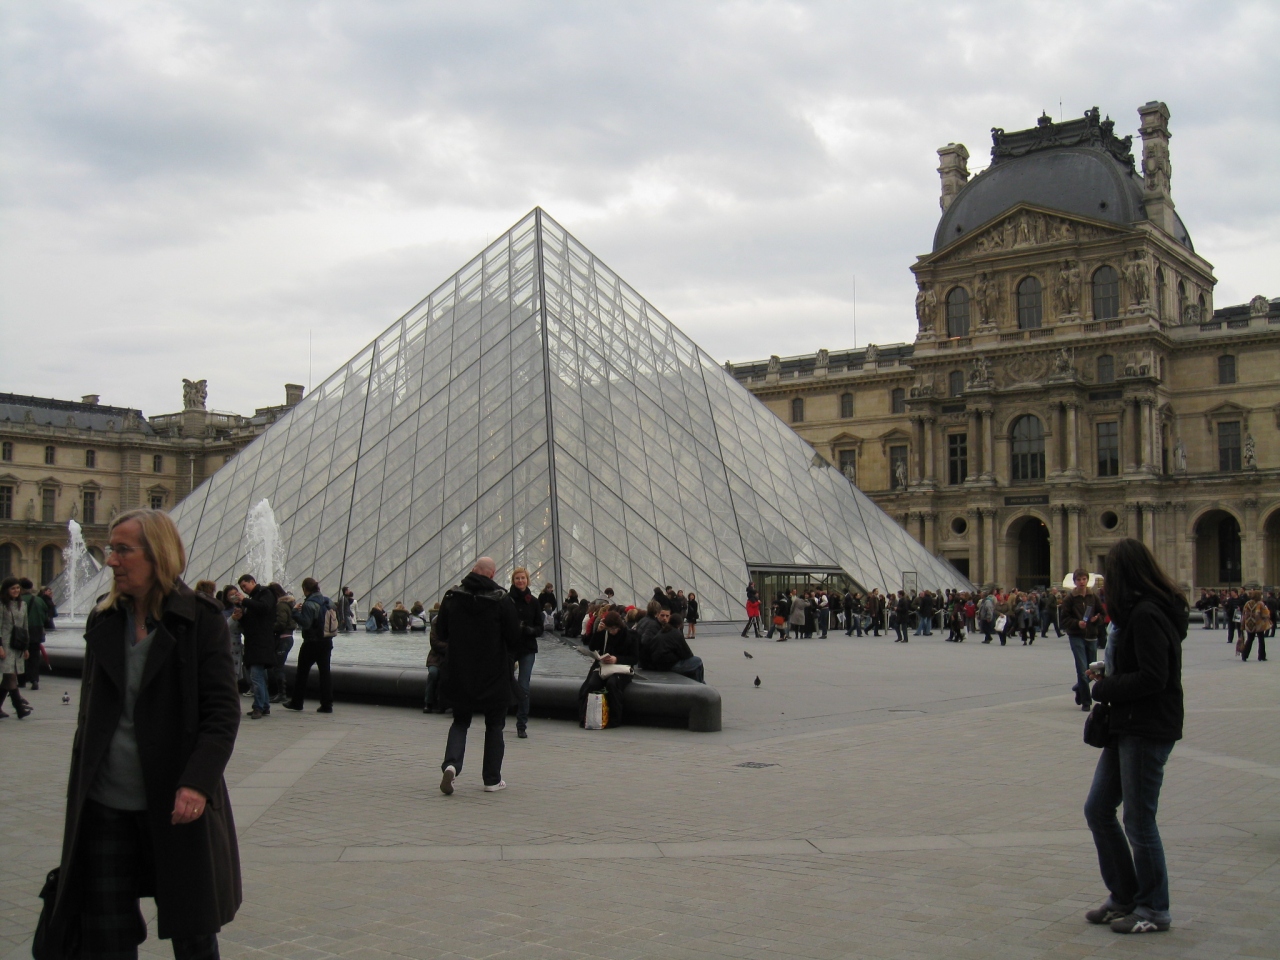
[509,567,542,739]
[45,508,241,959]
[1082,538,1186,935]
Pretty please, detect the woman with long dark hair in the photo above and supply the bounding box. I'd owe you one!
[1082,538,1186,934]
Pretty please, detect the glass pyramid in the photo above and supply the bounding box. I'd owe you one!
[142,209,970,619]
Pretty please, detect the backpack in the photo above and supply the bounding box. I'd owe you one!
[323,605,339,638]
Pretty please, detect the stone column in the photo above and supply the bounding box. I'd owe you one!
[984,509,998,586]
[1174,502,1192,594]
[1122,402,1137,473]
[968,508,984,582]
[1046,404,1061,476]
[1138,399,1152,471]
[1067,505,1081,572]
[1125,503,1140,544]
[1053,505,1068,585]
[923,417,936,483]
[982,408,996,481]
[924,512,937,553]
[1243,498,1259,585]
[969,409,984,478]
[912,417,923,485]
[1140,502,1156,551]
[1066,402,1080,473]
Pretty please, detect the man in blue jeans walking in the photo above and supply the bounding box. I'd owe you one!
[236,574,279,720]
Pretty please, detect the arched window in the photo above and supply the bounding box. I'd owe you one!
[1010,415,1045,482]
[840,392,854,418]
[1198,293,1207,323]
[1016,277,1043,329]
[1177,280,1187,323]
[948,370,965,397]
[1218,355,1236,385]
[791,397,805,423]
[1155,267,1166,320]
[946,287,970,338]
[1096,354,1115,384]
[890,388,906,414]
[1092,266,1119,320]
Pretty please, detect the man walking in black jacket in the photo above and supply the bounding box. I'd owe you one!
[285,577,335,714]
[437,557,521,794]
[237,574,279,719]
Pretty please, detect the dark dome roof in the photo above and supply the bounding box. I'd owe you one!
[933,112,1193,253]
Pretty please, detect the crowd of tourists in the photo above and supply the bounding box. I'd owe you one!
[1194,587,1275,660]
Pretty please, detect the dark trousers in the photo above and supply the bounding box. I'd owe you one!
[1241,632,1267,661]
[443,703,506,786]
[1069,635,1098,706]
[78,801,220,960]
[290,640,333,708]
[269,636,294,698]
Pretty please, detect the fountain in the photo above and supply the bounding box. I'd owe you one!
[49,519,102,623]
[244,498,291,591]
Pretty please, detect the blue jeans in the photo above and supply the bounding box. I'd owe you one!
[1068,635,1098,706]
[1084,736,1175,924]
[670,655,704,683]
[516,652,535,729]
[249,664,270,712]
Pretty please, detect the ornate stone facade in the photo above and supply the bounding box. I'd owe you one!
[731,103,1280,593]
[0,383,302,584]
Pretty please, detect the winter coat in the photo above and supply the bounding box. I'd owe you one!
[239,584,278,666]
[640,627,695,672]
[1243,599,1272,635]
[788,596,807,627]
[292,593,332,644]
[435,571,521,711]
[1092,598,1186,742]
[49,582,241,946]
[587,626,640,666]
[686,598,699,624]
[1061,592,1101,640]
[537,589,558,612]
[509,585,544,657]
[389,607,410,631]
[634,615,661,645]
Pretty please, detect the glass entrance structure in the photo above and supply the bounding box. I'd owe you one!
[125,209,970,619]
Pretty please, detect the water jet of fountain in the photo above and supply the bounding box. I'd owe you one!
[244,499,290,591]
[64,520,87,617]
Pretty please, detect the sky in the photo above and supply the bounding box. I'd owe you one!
[2,0,1278,418]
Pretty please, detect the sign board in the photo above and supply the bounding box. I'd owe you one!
[902,571,918,594]
[1004,494,1050,506]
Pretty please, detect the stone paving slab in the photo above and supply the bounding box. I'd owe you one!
[3,624,1278,959]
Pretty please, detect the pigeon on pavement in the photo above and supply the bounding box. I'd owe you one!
[754,676,761,687]
[743,651,754,659]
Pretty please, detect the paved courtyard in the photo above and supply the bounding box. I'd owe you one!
[3,623,1278,959]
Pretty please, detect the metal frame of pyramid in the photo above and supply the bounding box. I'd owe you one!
[136,209,970,619]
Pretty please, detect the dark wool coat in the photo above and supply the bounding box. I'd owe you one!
[436,572,521,711]
[50,581,241,945]
[1092,599,1186,742]
[239,583,278,666]
[509,585,544,657]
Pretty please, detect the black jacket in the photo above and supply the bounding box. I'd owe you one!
[588,626,640,666]
[239,584,279,666]
[292,593,332,644]
[1092,599,1186,742]
[436,572,521,710]
[640,627,694,672]
[537,589,558,612]
[509,585,544,657]
[1061,592,1101,640]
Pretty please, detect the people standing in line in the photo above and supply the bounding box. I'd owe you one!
[285,577,335,713]
[16,578,48,690]
[1062,569,1103,712]
[236,574,278,720]
[1082,538,1186,934]
[268,583,295,704]
[0,578,33,718]
[44,508,241,959]
[635,600,663,646]
[509,567,542,739]
[437,557,521,795]
[1239,590,1270,662]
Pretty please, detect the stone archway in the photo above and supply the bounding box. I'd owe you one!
[1012,516,1051,592]
[1264,509,1280,587]
[1194,509,1242,588]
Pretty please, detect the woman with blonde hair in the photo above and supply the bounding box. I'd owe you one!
[508,566,542,738]
[42,508,241,959]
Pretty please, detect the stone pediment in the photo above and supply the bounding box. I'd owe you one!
[926,204,1133,265]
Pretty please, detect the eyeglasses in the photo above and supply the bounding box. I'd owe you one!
[104,544,139,558]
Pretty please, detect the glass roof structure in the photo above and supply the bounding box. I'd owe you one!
[130,209,971,618]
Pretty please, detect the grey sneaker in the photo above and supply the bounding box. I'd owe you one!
[1110,914,1169,934]
[440,765,456,796]
[483,780,507,792]
[1085,903,1131,925]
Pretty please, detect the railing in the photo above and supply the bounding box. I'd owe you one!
[1029,328,1054,339]
[1105,319,1124,330]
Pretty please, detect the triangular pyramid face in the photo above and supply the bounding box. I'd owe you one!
[139,209,969,619]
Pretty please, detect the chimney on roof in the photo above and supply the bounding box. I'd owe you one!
[81,394,100,406]
[285,384,304,407]
[937,143,970,212]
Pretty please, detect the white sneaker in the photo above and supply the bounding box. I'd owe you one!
[440,765,456,795]
[483,780,507,792]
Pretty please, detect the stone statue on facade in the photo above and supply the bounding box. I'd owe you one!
[183,378,209,411]
[1124,251,1150,307]
[1250,294,1270,318]
[1053,346,1074,377]
[968,354,993,386]
[1244,433,1257,470]
[915,281,937,331]
[975,273,993,322]
[1173,437,1187,473]
[863,343,879,365]
[1055,260,1079,316]
[894,458,908,490]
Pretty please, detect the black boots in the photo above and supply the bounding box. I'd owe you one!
[9,688,32,719]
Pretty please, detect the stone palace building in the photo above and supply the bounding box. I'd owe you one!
[731,102,1279,593]
[0,381,302,584]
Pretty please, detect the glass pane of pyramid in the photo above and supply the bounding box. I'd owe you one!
[97,207,970,618]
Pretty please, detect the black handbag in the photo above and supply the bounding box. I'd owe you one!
[1083,702,1111,748]
[33,866,79,959]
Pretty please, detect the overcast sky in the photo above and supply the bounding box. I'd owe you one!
[3,1,1277,417]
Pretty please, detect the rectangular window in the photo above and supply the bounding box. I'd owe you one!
[1218,355,1236,385]
[153,454,164,473]
[1,441,11,461]
[840,393,854,418]
[85,449,96,468]
[891,388,906,414]
[82,491,96,525]
[150,493,165,511]
[948,433,968,485]
[44,445,56,465]
[889,445,908,489]
[0,485,11,520]
[1218,421,1241,472]
[41,487,56,523]
[838,449,857,485]
[1097,422,1120,477]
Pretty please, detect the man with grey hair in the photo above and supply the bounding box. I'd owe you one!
[436,557,521,794]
